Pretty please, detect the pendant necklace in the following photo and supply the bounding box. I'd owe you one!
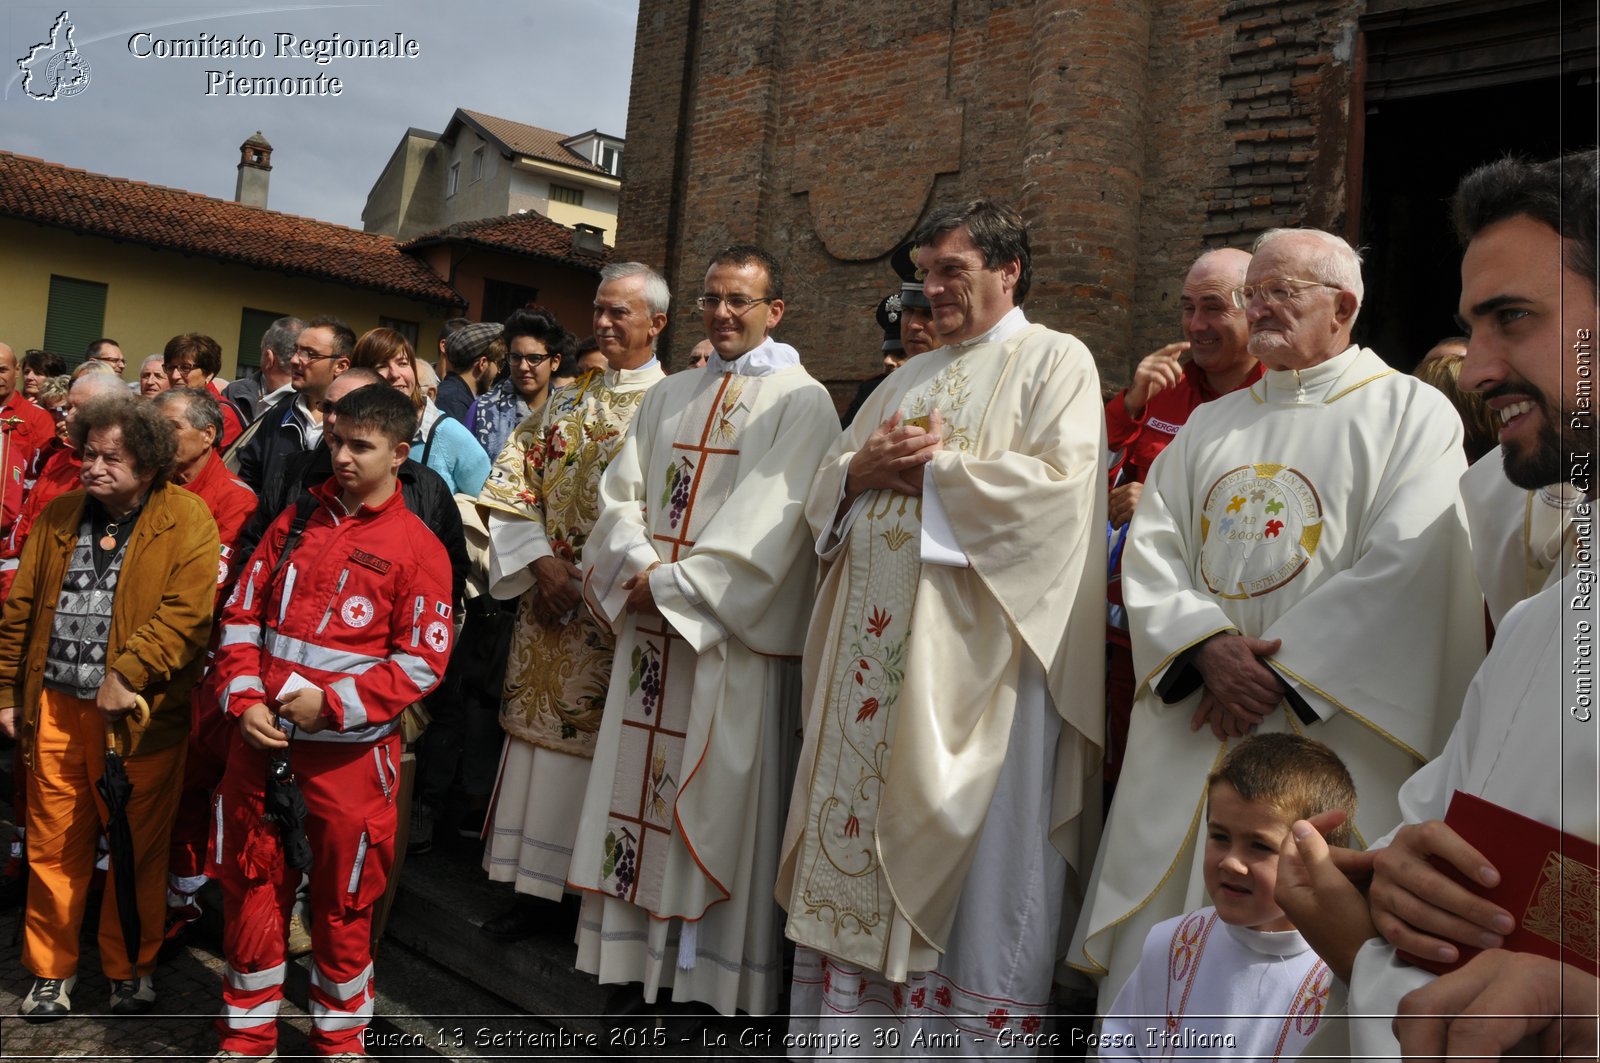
[98,518,120,552]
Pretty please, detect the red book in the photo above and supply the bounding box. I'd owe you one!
[1398,790,1599,977]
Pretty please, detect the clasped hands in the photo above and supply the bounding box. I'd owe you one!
[1189,632,1284,739]
[843,410,945,506]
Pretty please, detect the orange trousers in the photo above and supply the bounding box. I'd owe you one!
[24,687,185,980]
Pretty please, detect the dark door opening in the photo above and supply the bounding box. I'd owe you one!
[1358,73,1596,370]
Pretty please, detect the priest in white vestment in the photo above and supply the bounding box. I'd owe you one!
[776,200,1107,1054]
[1460,443,1580,626]
[1276,153,1600,1061]
[1069,228,1485,1009]
[475,264,667,932]
[569,247,839,1016]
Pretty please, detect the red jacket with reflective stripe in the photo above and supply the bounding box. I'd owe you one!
[214,478,453,743]
[178,453,257,593]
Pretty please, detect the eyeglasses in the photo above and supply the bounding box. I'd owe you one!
[1230,278,1341,309]
[695,294,774,314]
[509,353,557,366]
[291,346,339,363]
[165,363,198,375]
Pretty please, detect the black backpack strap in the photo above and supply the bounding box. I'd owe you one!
[421,413,444,467]
[270,493,319,581]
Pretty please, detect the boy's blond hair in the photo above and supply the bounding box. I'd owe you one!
[1207,733,1358,847]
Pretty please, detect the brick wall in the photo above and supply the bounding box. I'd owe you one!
[619,0,1365,394]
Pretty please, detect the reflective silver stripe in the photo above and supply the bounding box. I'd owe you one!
[241,560,262,611]
[310,992,374,1031]
[0,559,18,573]
[225,962,287,991]
[330,676,366,729]
[264,631,383,676]
[346,830,369,896]
[310,961,372,1001]
[292,719,398,744]
[220,675,263,714]
[393,652,436,693]
[371,748,390,801]
[219,624,262,648]
[212,794,225,869]
[223,999,281,1027]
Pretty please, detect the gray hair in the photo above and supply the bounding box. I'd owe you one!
[154,387,224,440]
[1252,228,1365,308]
[69,365,126,398]
[139,353,165,374]
[261,315,307,360]
[599,262,670,316]
[71,359,118,382]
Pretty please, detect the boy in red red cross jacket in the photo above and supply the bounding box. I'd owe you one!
[210,385,453,1059]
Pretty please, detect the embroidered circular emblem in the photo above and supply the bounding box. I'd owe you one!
[225,582,240,608]
[341,595,375,628]
[216,559,229,587]
[1198,464,1324,599]
[424,620,450,653]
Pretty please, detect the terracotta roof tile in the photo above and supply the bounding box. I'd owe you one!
[457,110,610,175]
[401,211,610,270]
[0,151,464,307]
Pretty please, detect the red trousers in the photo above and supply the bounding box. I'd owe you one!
[215,730,399,1057]
[25,687,185,980]
[168,682,231,887]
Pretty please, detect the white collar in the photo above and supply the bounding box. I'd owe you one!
[953,305,1030,348]
[710,337,801,377]
[1221,917,1313,958]
[1261,344,1361,403]
[606,357,660,385]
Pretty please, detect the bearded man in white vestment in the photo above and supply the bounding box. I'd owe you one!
[1275,152,1600,1061]
[776,199,1107,1053]
[1068,228,1485,1009]
[568,246,839,1017]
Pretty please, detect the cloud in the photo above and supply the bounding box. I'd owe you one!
[3,0,638,226]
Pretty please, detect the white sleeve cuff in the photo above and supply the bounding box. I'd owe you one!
[919,465,969,568]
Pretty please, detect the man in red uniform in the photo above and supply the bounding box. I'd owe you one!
[211,384,452,1059]
[1102,248,1262,788]
[154,388,257,948]
[0,342,60,543]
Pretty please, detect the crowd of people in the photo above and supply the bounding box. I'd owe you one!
[0,148,1592,1061]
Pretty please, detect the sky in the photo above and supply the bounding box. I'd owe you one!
[2,0,639,228]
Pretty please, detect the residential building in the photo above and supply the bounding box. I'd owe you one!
[364,109,623,246]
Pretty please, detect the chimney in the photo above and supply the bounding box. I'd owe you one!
[235,131,272,208]
[572,222,605,255]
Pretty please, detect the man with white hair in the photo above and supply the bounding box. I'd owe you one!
[1068,228,1485,1011]
[474,263,667,940]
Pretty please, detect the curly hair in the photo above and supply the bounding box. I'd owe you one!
[69,394,177,484]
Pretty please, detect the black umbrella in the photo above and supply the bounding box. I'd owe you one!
[96,695,149,977]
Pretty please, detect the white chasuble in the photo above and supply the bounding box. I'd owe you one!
[1346,531,1600,1060]
[1101,908,1331,1060]
[1459,444,1581,626]
[778,320,1107,992]
[569,348,839,1016]
[1070,346,1485,1006]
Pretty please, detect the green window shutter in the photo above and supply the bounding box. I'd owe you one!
[237,308,286,374]
[43,275,108,365]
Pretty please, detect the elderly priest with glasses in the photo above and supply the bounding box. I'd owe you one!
[1068,227,1485,1012]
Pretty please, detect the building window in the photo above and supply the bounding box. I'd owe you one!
[471,146,485,183]
[43,275,108,365]
[447,161,460,197]
[236,307,288,373]
[379,317,420,346]
[550,183,585,206]
[600,143,621,176]
[481,279,540,325]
